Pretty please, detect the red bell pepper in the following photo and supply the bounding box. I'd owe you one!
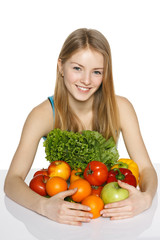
[107,168,137,187]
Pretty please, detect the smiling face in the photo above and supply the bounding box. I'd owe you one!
[58,48,104,104]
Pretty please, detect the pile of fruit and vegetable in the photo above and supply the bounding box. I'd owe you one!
[29,129,139,219]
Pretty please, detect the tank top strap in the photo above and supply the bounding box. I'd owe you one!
[43,96,55,141]
[48,96,55,116]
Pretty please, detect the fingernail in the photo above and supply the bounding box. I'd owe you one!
[87,218,91,222]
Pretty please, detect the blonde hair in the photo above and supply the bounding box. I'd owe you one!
[54,28,120,142]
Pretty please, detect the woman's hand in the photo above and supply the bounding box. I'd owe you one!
[100,180,152,220]
[42,188,93,226]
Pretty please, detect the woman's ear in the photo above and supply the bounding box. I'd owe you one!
[57,59,64,77]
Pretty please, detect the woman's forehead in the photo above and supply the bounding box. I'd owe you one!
[68,48,104,66]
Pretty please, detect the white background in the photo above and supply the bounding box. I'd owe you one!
[0,0,160,170]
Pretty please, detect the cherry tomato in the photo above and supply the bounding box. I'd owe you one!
[84,161,108,186]
[29,174,49,196]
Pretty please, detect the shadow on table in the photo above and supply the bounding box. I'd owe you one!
[4,193,158,240]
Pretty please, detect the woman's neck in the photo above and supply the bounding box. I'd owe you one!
[68,95,93,116]
[68,95,93,130]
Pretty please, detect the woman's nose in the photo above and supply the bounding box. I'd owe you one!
[80,72,91,85]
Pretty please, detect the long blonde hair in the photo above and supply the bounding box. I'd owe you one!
[54,28,120,142]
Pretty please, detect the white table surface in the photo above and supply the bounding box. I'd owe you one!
[1,164,160,240]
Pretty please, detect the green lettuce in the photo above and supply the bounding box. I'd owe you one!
[43,129,119,171]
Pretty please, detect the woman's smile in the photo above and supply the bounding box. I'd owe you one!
[76,84,91,93]
[58,48,104,103]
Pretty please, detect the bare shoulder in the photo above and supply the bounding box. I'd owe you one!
[116,95,133,108]
[116,95,136,114]
[116,95,138,130]
[23,99,54,139]
[30,99,53,119]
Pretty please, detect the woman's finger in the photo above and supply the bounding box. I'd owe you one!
[56,207,92,225]
[110,215,132,220]
[64,215,91,223]
[101,207,133,218]
[55,188,78,199]
[66,201,91,211]
[117,180,136,193]
[102,197,129,210]
[65,208,93,218]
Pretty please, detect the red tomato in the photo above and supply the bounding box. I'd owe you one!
[48,160,71,181]
[33,169,48,177]
[91,185,103,197]
[29,174,49,196]
[84,161,108,186]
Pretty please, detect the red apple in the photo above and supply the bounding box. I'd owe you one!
[48,160,71,181]
[29,174,49,196]
[33,168,48,177]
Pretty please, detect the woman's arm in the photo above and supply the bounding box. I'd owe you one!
[4,100,92,225]
[119,97,158,199]
[4,100,54,211]
[101,96,158,219]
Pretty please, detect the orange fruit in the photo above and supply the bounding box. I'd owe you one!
[82,195,104,219]
[46,176,68,196]
[69,179,92,202]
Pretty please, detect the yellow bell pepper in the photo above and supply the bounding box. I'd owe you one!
[70,168,83,184]
[111,158,139,184]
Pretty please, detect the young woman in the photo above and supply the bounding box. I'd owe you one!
[4,28,158,226]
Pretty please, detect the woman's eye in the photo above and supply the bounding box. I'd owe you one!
[73,66,81,71]
[94,71,102,75]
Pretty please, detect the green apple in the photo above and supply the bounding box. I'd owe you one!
[100,182,129,204]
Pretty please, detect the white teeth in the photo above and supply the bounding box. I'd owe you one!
[77,85,90,91]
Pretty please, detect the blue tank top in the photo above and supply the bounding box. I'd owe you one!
[48,96,55,116]
[43,96,55,140]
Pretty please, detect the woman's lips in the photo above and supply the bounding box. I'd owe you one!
[76,85,91,92]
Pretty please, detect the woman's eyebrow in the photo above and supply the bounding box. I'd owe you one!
[71,62,103,69]
[93,67,104,70]
[71,62,84,67]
